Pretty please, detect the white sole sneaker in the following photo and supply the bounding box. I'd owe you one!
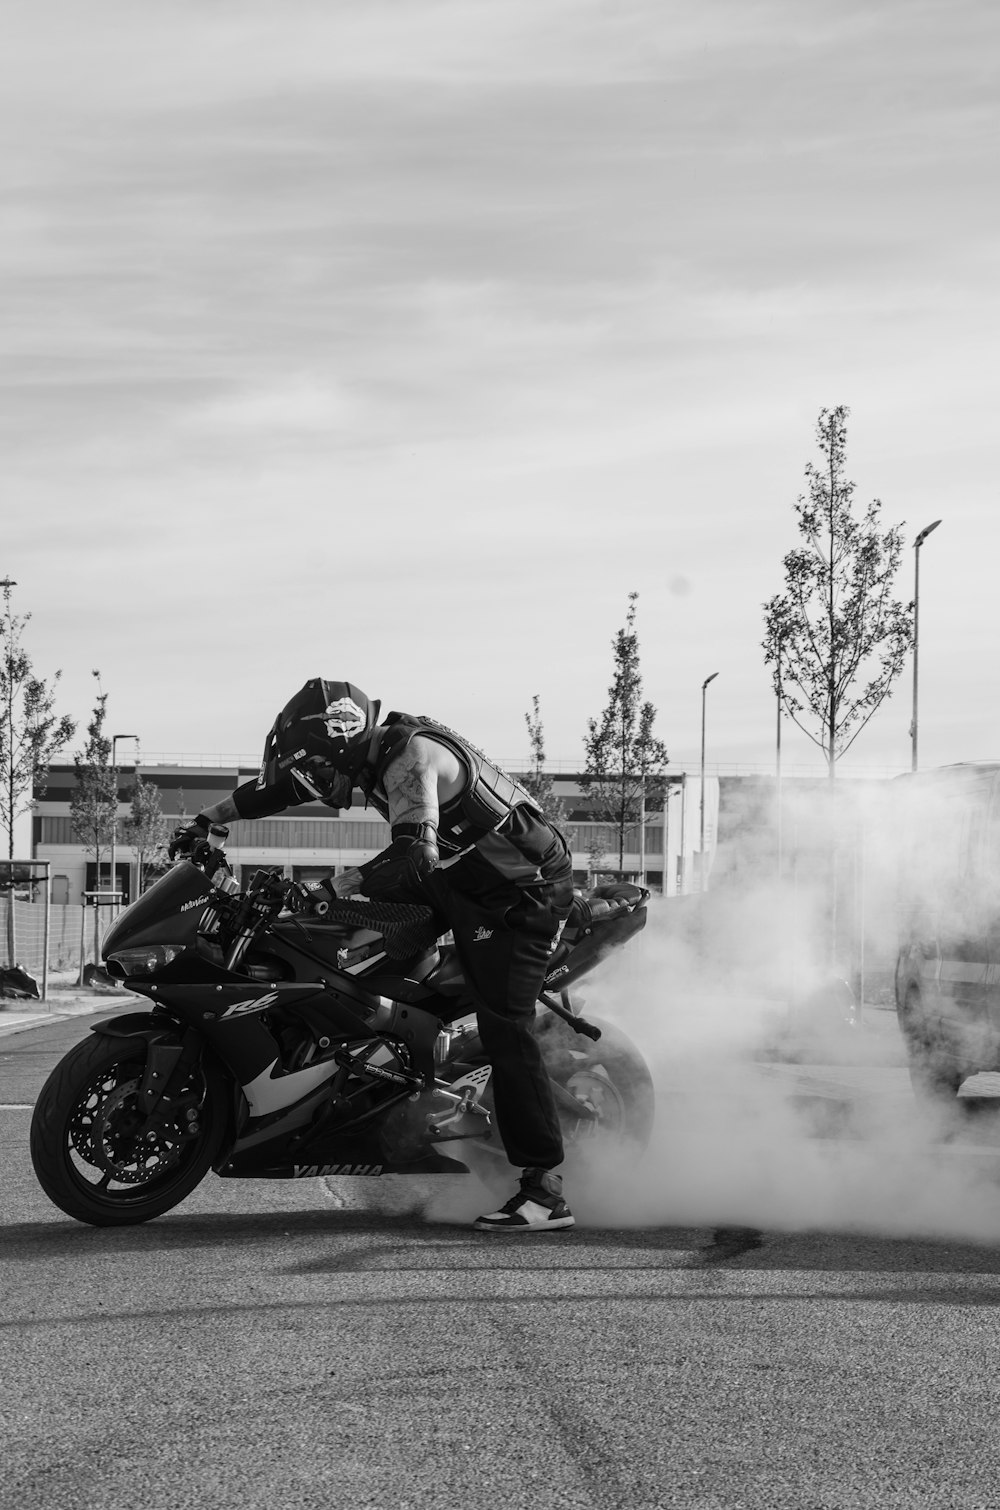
[473,1195,576,1232]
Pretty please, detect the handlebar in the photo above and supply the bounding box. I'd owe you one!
[187,845,646,959]
[184,846,442,965]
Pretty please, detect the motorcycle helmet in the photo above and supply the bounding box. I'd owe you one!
[256,679,382,808]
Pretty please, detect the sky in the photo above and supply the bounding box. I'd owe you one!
[3,0,998,789]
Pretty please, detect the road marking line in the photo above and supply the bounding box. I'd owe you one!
[0,1104,33,1110]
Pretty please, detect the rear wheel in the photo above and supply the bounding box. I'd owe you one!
[30,1031,228,1226]
[537,1014,654,1150]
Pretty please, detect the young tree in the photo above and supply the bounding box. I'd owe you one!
[122,772,170,894]
[0,579,76,860]
[583,593,668,874]
[522,695,572,832]
[586,830,613,886]
[762,407,914,777]
[69,676,117,964]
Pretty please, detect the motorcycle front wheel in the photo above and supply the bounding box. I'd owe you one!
[30,1031,229,1226]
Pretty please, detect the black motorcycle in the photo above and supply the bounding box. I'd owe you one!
[30,837,654,1226]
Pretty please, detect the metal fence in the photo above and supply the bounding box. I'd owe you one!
[0,896,116,991]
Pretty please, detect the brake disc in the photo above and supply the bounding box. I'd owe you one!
[69,1065,134,1166]
[89,1077,186,1183]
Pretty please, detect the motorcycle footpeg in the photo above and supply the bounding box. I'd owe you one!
[428,1106,493,1138]
[538,991,603,1040]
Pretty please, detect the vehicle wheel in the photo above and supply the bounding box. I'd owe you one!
[30,1032,229,1226]
[898,988,967,1108]
[537,1014,655,1150]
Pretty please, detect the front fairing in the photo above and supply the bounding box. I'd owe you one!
[102,861,219,957]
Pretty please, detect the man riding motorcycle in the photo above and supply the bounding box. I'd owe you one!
[169,679,576,1233]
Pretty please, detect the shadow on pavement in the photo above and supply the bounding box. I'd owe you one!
[8,1205,1000,1278]
[4,1207,710,1254]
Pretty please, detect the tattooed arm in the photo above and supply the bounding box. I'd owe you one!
[199,794,243,826]
[382,739,447,825]
[329,736,461,899]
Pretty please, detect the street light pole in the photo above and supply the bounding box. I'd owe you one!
[700,672,719,891]
[910,520,941,772]
[110,733,139,910]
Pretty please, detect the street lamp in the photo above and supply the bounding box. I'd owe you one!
[700,673,719,891]
[910,520,941,772]
[110,733,139,909]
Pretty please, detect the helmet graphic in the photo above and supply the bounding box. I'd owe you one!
[257,679,381,807]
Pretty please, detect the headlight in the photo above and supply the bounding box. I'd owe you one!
[106,945,188,979]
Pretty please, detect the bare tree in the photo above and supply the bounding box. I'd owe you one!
[762,406,914,778]
[0,580,75,859]
[583,593,668,874]
[69,676,116,964]
[522,695,572,833]
[122,772,170,894]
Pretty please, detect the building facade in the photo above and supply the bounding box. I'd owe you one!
[32,763,721,904]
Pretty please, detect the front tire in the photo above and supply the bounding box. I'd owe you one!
[30,1031,228,1226]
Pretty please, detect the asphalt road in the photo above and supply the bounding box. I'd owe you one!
[6,1013,1000,1509]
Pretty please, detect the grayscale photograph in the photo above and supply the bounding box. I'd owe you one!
[2,2,999,1506]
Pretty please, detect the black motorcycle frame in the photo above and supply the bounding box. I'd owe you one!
[75,847,650,1185]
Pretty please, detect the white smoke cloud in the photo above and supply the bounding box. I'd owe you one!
[401,778,1000,1245]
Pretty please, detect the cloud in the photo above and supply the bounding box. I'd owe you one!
[3,0,998,771]
[190,378,361,436]
[0,0,826,117]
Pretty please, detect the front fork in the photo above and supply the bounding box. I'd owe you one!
[133,1030,209,1142]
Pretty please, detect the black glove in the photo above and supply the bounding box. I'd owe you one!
[168,815,227,860]
[283,880,332,917]
[305,878,338,917]
[358,823,439,901]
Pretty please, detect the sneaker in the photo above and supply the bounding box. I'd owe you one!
[473,1168,575,1232]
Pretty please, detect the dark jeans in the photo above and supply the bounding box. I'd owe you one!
[423,829,574,1171]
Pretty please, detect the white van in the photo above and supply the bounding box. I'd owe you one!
[894,762,1000,1103]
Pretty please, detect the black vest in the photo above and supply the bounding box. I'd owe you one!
[367,712,541,854]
